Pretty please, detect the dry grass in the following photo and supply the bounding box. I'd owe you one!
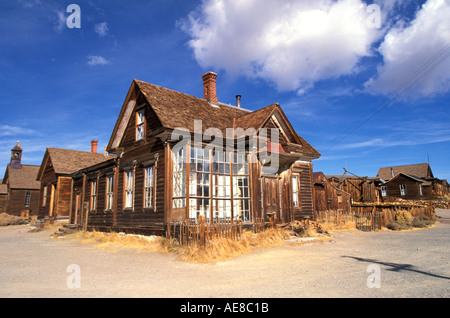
[68,228,291,263]
[70,231,165,253]
[0,213,29,226]
[319,220,357,233]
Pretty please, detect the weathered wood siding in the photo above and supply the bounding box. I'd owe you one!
[291,161,314,220]
[55,176,72,217]
[385,174,432,200]
[4,189,39,217]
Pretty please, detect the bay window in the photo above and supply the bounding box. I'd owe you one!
[173,145,250,222]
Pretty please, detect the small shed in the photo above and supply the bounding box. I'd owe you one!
[313,172,351,213]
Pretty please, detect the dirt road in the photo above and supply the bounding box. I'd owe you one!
[0,210,449,299]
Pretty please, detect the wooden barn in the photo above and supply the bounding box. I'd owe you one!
[36,142,110,220]
[69,72,321,235]
[1,142,40,217]
[313,172,351,213]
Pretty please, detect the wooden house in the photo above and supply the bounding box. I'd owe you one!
[313,172,351,213]
[381,172,432,200]
[70,72,321,235]
[1,142,40,217]
[0,181,7,213]
[326,174,381,203]
[36,141,110,220]
[376,163,439,199]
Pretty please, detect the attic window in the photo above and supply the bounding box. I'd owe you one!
[136,110,145,141]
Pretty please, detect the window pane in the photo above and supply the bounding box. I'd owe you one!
[137,110,144,124]
[136,125,144,140]
[144,167,154,208]
[292,176,299,207]
[125,172,133,208]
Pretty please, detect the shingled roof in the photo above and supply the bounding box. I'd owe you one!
[3,164,40,190]
[135,80,250,133]
[108,77,320,159]
[376,163,433,181]
[37,148,111,180]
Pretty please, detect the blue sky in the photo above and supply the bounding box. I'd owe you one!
[1,0,449,181]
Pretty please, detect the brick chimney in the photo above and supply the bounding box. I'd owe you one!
[91,140,98,153]
[201,71,218,105]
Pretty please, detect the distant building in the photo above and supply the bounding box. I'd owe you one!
[376,163,446,199]
[1,141,40,217]
[36,141,111,220]
[313,172,351,213]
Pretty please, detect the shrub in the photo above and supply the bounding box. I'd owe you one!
[387,211,435,231]
[411,215,435,228]
[394,210,413,224]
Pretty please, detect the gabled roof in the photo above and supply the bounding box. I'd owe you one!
[377,163,433,181]
[107,78,320,159]
[3,164,40,190]
[385,172,427,184]
[37,148,111,181]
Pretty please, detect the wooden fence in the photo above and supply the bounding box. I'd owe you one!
[166,215,274,246]
[166,217,243,246]
[316,203,435,231]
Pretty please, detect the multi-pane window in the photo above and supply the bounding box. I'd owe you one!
[25,190,31,207]
[106,176,114,210]
[172,147,186,208]
[400,184,407,196]
[189,147,211,219]
[292,175,299,207]
[124,171,133,208]
[144,166,154,208]
[381,186,387,197]
[173,145,250,222]
[90,180,97,211]
[231,151,249,221]
[42,186,47,207]
[136,110,145,141]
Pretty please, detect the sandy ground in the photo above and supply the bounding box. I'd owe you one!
[0,210,449,299]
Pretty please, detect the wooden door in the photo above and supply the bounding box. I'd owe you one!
[263,177,280,222]
[74,193,80,225]
[49,184,56,216]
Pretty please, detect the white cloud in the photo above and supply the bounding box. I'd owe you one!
[0,125,36,137]
[87,55,110,66]
[181,0,382,94]
[365,0,450,98]
[54,10,66,31]
[94,22,108,36]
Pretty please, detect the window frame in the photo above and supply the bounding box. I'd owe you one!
[144,166,155,209]
[292,174,301,208]
[381,185,387,197]
[105,175,114,211]
[42,185,47,207]
[172,145,251,223]
[25,190,31,207]
[135,109,145,141]
[90,179,97,211]
[400,184,407,196]
[124,170,134,210]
